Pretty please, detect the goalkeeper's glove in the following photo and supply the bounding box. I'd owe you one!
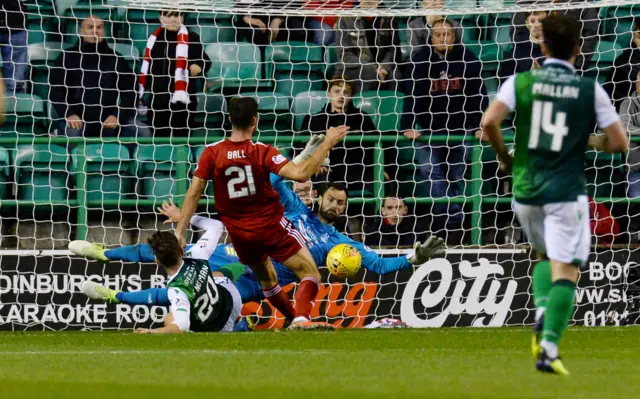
[407,236,446,265]
[293,134,330,166]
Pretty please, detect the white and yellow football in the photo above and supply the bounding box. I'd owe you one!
[326,244,362,279]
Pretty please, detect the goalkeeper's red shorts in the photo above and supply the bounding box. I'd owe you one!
[227,216,305,266]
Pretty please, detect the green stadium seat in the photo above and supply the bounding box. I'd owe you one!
[193,146,214,196]
[126,20,157,55]
[113,42,140,68]
[2,94,49,136]
[467,42,503,73]
[588,40,623,84]
[265,42,325,96]
[291,91,327,132]
[483,14,513,51]
[205,42,271,92]
[324,46,338,79]
[125,8,161,23]
[14,144,69,201]
[133,145,191,202]
[353,91,404,133]
[0,147,10,199]
[236,93,291,134]
[190,22,235,45]
[194,92,227,133]
[71,144,132,202]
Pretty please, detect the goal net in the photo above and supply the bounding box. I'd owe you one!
[0,0,638,330]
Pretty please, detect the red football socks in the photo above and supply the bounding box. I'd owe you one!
[294,276,320,319]
[262,284,295,321]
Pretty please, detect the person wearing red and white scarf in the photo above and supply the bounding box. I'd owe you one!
[139,21,190,105]
[138,11,210,137]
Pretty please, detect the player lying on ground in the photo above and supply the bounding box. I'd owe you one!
[73,176,445,312]
[480,14,628,375]
[180,97,349,330]
[131,219,243,334]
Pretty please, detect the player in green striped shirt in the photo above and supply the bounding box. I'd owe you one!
[480,14,628,375]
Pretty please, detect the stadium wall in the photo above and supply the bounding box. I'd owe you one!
[0,249,636,330]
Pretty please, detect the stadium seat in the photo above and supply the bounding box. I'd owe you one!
[205,42,271,92]
[353,91,404,133]
[193,92,227,134]
[0,147,10,199]
[71,144,132,202]
[14,144,69,201]
[133,145,191,202]
[2,94,50,137]
[236,93,291,134]
[126,19,157,55]
[112,42,141,69]
[324,46,338,79]
[588,40,623,84]
[265,42,325,96]
[291,91,328,132]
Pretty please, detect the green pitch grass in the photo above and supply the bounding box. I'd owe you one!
[0,327,638,399]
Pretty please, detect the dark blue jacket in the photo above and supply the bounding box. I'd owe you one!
[498,41,544,84]
[401,39,487,134]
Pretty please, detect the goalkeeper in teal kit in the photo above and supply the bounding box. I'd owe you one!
[72,136,445,319]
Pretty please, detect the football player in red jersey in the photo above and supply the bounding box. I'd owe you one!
[176,97,348,330]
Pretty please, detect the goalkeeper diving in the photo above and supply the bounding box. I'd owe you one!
[72,135,446,324]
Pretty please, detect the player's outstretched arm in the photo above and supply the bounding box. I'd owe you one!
[175,176,207,248]
[480,100,512,173]
[135,288,191,334]
[278,126,349,182]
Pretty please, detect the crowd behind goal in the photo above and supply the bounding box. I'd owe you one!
[0,0,637,249]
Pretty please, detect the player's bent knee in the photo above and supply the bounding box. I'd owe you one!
[550,260,580,283]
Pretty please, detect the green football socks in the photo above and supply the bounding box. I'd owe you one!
[532,260,552,319]
[541,279,576,358]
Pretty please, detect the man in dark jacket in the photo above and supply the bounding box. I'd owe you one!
[363,196,428,247]
[402,17,487,236]
[301,78,378,191]
[334,0,401,93]
[604,18,640,111]
[0,0,27,93]
[50,16,149,137]
[511,0,599,72]
[499,10,547,83]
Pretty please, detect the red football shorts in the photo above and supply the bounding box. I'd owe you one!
[227,217,305,266]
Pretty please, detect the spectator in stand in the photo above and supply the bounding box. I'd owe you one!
[363,196,428,247]
[402,17,487,241]
[512,0,598,72]
[498,10,547,83]
[0,0,27,94]
[293,180,317,208]
[304,0,352,46]
[50,16,150,138]
[407,0,454,57]
[604,18,640,111]
[236,14,306,46]
[138,10,210,137]
[620,72,640,203]
[589,196,620,245]
[335,0,401,93]
[301,78,379,191]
